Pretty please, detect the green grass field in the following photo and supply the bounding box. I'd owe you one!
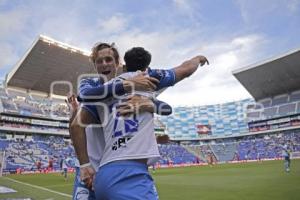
[0,160,299,200]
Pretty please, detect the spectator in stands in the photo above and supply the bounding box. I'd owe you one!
[36,159,42,172]
[196,156,201,164]
[48,157,53,171]
[234,151,240,161]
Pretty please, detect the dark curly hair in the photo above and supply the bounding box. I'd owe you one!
[124,47,151,72]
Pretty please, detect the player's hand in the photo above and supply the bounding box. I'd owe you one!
[123,73,159,92]
[80,165,96,190]
[65,94,79,112]
[117,95,154,116]
[196,55,209,66]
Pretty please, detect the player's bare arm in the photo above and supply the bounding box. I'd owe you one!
[67,95,97,189]
[70,108,97,189]
[173,55,209,83]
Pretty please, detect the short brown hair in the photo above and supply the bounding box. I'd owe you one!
[90,42,120,64]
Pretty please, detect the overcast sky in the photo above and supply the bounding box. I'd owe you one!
[1,0,300,106]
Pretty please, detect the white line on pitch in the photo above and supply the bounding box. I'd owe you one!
[3,177,72,198]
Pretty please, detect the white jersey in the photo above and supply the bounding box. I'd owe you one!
[86,125,105,171]
[98,71,160,168]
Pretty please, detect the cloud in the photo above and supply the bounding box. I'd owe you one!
[173,0,192,11]
[287,0,300,12]
[104,29,197,66]
[157,34,266,106]
[0,43,18,69]
[236,1,281,24]
[0,5,31,70]
[158,80,251,106]
[236,0,300,23]
[171,0,203,23]
[0,8,28,37]
[0,0,9,7]
[96,14,128,34]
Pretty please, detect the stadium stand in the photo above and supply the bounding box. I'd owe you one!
[158,98,253,139]
[0,86,70,119]
[1,134,75,172]
[236,130,300,161]
[158,143,201,165]
[1,129,299,171]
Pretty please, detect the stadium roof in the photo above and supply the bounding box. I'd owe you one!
[233,48,300,101]
[6,35,95,96]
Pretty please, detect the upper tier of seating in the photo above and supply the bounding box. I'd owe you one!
[0,87,69,119]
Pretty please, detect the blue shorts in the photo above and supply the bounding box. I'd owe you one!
[73,167,96,200]
[94,160,159,200]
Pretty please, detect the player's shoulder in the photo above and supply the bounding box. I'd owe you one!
[148,67,176,89]
[80,77,102,87]
[148,68,175,79]
[117,71,140,80]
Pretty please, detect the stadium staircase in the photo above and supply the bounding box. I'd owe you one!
[210,143,238,162]
[182,145,206,162]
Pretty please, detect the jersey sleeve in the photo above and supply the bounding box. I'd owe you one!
[153,99,172,115]
[78,78,126,102]
[148,68,176,90]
